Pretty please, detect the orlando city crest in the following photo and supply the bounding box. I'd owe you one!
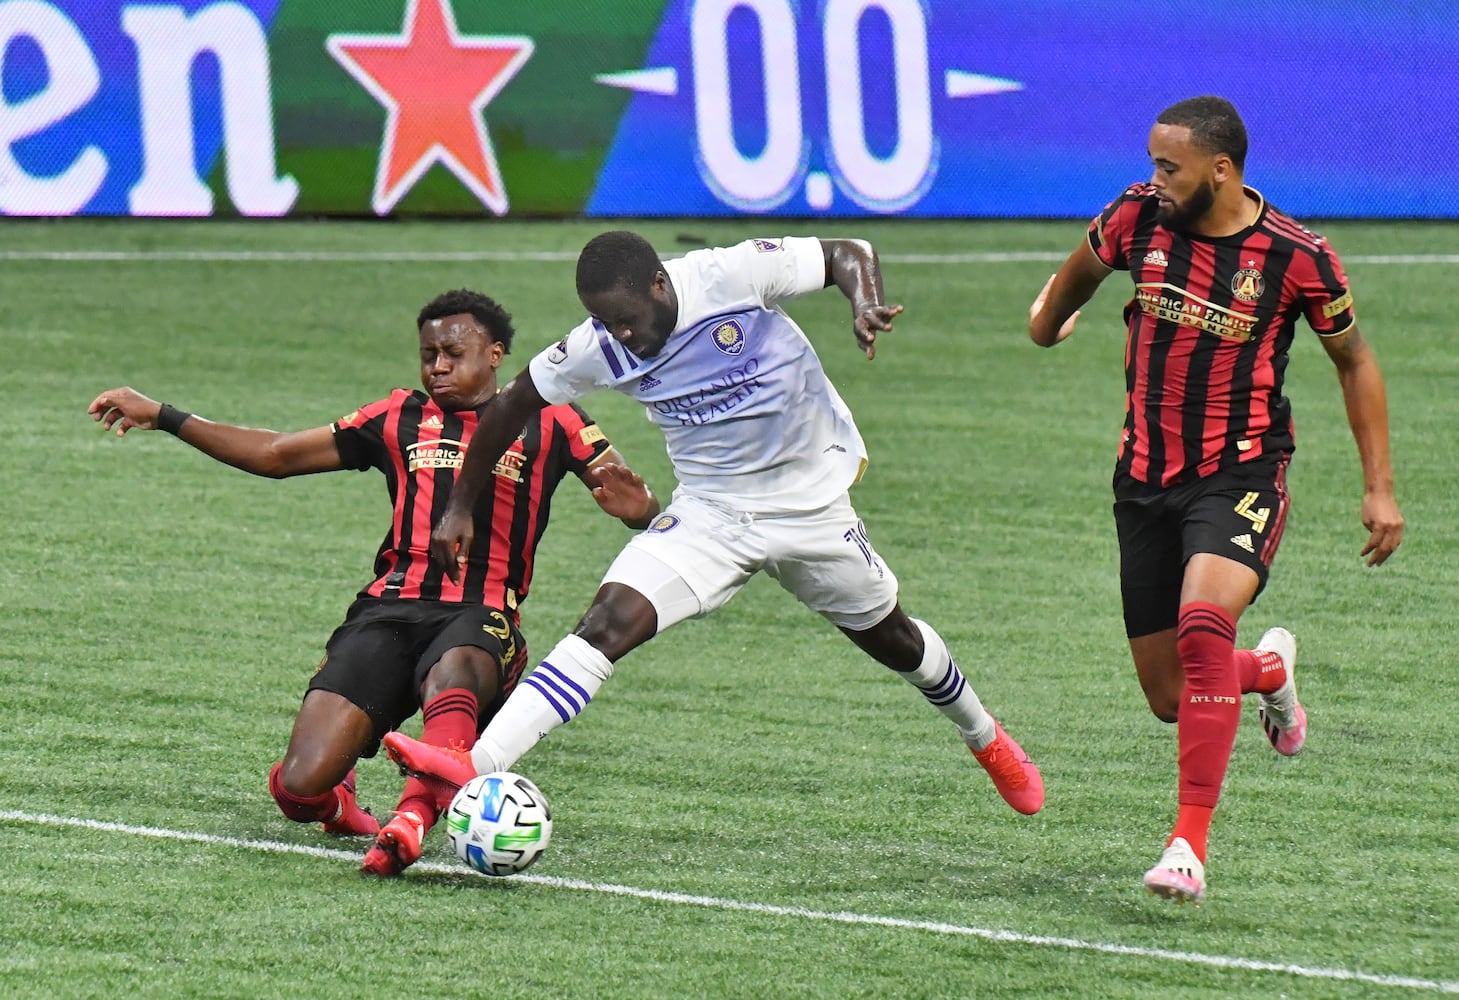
[711,320,745,356]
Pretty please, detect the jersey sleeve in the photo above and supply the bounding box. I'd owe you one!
[1294,239,1357,337]
[527,319,609,405]
[552,403,614,475]
[734,237,827,306]
[1087,184,1148,271]
[330,394,396,472]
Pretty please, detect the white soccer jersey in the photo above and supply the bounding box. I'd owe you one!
[529,237,868,513]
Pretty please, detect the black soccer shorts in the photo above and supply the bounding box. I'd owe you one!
[306,597,528,755]
[1113,454,1291,638]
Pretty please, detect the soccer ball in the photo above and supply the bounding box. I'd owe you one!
[445,771,552,876]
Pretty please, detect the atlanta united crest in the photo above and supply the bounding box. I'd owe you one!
[1231,265,1265,302]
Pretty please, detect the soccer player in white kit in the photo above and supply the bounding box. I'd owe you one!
[385,232,1044,815]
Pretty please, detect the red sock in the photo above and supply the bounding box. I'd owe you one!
[268,760,339,824]
[1170,805,1215,860]
[393,688,479,830]
[1235,648,1286,694]
[1173,602,1242,862]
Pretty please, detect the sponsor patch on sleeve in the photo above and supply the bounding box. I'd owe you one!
[1322,290,1355,319]
[752,238,782,253]
[579,425,606,446]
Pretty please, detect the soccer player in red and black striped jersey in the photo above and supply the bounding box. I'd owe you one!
[1028,96,1403,903]
[89,289,659,876]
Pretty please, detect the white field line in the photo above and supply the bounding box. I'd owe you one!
[2,809,1455,993]
[0,249,582,263]
[0,249,1456,265]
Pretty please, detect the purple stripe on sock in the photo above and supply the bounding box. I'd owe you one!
[926,674,967,707]
[530,672,586,715]
[923,662,961,700]
[523,676,572,722]
[927,674,962,706]
[536,662,591,705]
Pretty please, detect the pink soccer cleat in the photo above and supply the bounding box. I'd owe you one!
[360,811,425,877]
[1255,627,1307,756]
[969,717,1045,815]
[382,732,479,794]
[1143,836,1207,904]
[320,768,379,837]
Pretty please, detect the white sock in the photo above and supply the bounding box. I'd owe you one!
[470,634,614,773]
[904,619,996,749]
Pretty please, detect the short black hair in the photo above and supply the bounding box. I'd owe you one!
[416,289,514,353]
[576,230,663,298]
[1157,95,1248,171]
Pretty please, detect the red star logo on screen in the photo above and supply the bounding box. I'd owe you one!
[326,0,533,215]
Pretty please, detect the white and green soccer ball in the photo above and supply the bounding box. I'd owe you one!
[445,771,553,876]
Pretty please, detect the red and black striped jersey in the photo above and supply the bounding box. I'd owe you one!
[331,390,612,611]
[1088,184,1356,487]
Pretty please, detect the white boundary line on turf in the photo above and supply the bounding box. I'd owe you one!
[0,249,581,263]
[3,809,1455,994]
[0,249,1457,265]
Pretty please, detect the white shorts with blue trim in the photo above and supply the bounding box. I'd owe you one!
[601,491,899,632]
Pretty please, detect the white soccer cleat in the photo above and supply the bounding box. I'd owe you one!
[1255,626,1306,756]
[1143,836,1207,904]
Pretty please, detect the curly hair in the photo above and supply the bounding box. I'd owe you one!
[416,289,515,353]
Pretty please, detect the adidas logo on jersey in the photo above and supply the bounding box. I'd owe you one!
[420,414,443,429]
[638,374,661,391]
[1143,248,1169,267]
[1230,533,1255,553]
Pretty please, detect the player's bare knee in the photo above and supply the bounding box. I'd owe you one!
[423,647,497,702]
[1129,631,1181,722]
[843,606,921,671]
[274,755,334,799]
[574,584,656,660]
[882,619,925,671]
[1134,671,1181,722]
[1146,696,1180,724]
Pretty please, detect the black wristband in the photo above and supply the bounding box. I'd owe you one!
[157,403,193,436]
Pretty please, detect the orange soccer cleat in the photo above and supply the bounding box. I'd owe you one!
[382,732,479,794]
[360,811,426,877]
[969,717,1045,815]
[320,768,380,837]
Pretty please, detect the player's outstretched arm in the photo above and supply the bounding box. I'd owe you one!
[1029,241,1111,347]
[581,454,661,530]
[88,386,344,478]
[820,238,904,360]
[432,370,550,582]
[1318,327,1405,566]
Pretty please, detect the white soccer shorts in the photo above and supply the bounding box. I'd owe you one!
[601,491,900,632]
